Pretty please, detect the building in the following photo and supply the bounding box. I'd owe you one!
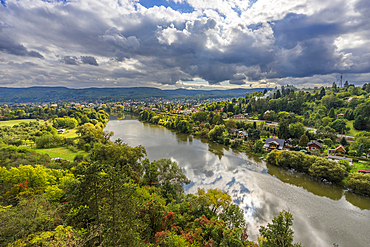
[307,140,323,151]
[328,145,346,154]
[228,128,239,135]
[237,131,248,139]
[264,138,285,150]
[57,129,66,134]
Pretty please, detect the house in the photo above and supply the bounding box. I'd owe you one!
[57,129,66,134]
[327,155,353,165]
[237,131,248,139]
[307,140,323,151]
[228,128,239,135]
[264,138,285,150]
[328,145,346,154]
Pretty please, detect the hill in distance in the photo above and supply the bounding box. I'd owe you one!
[0,87,268,104]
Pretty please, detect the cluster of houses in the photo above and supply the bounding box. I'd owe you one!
[227,129,370,173]
[263,137,355,163]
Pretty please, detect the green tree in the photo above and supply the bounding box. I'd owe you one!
[340,137,347,146]
[278,120,290,140]
[248,128,260,142]
[259,210,302,247]
[150,158,190,201]
[219,204,246,229]
[289,122,305,139]
[353,115,367,130]
[308,159,348,183]
[225,120,237,130]
[346,173,370,196]
[330,119,349,133]
[208,125,225,142]
[196,188,232,214]
[357,144,364,157]
[298,134,309,147]
[253,139,264,153]
[320,87,326,98]
[328,108,335,118]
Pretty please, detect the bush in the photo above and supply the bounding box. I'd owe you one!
[308,158,348,183]
[224,138,230,145]
[231,139,242,148]
[35,134,65,148]
[266,150,279,166]
[84,143,91,152]
[67,145,78,153]
[346,173,370,196]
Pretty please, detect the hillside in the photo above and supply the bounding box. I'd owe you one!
[0,87,267,104]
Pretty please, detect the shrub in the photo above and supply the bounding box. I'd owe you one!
[346,173,370,196]
[308,158,348,183]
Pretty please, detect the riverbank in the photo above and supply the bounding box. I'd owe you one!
[128,111,370,197]
[105,116,370,247]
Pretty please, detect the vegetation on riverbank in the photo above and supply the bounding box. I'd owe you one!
[0,110,305,247]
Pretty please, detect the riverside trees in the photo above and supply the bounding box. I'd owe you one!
[0,117,305,247]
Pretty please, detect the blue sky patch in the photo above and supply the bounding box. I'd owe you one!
[139,0,194,13]
[1,0,6,7]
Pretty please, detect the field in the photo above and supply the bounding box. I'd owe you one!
[346,120,360,137]
[351,161,370,172]
[62,129,79,138]
[33,146,88,161]
[0,119,38,126]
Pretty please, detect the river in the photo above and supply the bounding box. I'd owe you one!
[105,115,370,247]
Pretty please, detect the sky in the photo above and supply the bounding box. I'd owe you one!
[0,0,370,90]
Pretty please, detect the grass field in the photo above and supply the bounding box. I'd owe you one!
[0,119,38,126]
[63,129,79,138]
[33,146,88,161]
[346,120,360,137]
[352,161,370,172]
[0,119,51,127]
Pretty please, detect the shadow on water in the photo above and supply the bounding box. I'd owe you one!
[207,141,225,160]
[175,132,190,144]
[344,191,370,210]
[266,163,343,200]
[109,114,137,120]
[267,163,370,210]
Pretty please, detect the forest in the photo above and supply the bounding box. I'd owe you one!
[0,87,264,105]
[2,82,370,246]
[125,83,370,196]
[0,106,303,246]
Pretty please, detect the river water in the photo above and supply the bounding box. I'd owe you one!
[105,116,370,247]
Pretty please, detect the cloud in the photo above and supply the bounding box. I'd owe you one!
[0,0,369,89]
[81,56,99,66]
[0,28,44,58]
[60,56,79,65]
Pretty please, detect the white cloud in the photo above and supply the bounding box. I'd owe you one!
[0,0,369,89]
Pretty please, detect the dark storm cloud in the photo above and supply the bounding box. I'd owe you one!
[61,56,79,65]
[0,0,370,88]
[81,56,99,66]
[0,34,44,58]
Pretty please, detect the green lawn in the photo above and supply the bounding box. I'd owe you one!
[346,120,359,137]
[33,146,88,161]
[63,129,79,138]
[351,161,370,173]
[0,119,38,127]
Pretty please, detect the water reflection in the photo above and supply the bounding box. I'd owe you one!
[344,191,370,210]
[105,116,370,247]
[175,132,189,144]
[207,141,224,160]
[266,164,343,200]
